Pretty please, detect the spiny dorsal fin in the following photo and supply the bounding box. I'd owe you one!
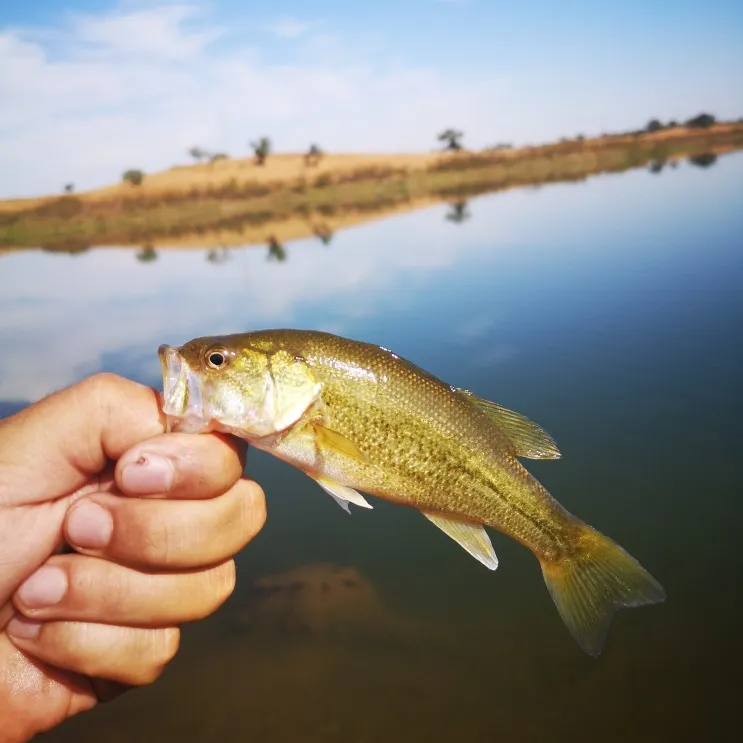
[313,475,373,513]
[456,388,561,460]
[312,422,369,464]
[422,511,498,570]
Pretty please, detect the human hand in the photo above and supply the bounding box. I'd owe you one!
[0,374,266,743]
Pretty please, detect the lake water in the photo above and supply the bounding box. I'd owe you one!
[2,153,742,742]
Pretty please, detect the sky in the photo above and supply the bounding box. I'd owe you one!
[1,0,741,197]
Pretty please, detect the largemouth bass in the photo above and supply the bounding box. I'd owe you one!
[158,329,665,656]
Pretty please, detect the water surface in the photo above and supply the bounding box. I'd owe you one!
[2,154,742,742]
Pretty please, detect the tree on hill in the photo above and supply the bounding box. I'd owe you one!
[305,144,323,167]
[685,113,716,129]
[438,129,464,151]
[209,152,228,164]
[250,137,272,165]
[122,169,144,186]
[188,146,209,163]
[63,183,74,193]
[647,119,663,133]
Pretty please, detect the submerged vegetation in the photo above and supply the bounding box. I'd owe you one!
[1,116,742,253]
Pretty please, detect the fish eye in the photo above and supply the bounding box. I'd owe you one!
[205,347,229,370]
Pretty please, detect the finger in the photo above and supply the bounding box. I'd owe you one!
[14,556,236,626]
[0,373,164,507]
[6,616,180,686]
[64,479,266,570]
[114,432,247,499]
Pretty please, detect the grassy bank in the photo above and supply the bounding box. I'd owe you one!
[1,122,742,253]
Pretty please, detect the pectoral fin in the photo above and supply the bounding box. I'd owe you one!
[312,423,369,464]
[313,475,373,513]
[423,512,498,570]
[456,389,561,460]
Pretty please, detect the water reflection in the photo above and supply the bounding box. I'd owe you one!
[205,246,231,264]
[2,153,743,742]
[136,245,157,263]
[266,236,287,262]
[445,199,471,224]
[688,152,717,168]
[312,223,334,245]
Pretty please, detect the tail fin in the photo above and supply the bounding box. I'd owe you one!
[540,525,666,657]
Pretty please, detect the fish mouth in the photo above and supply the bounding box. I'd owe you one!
[158,344,208,433]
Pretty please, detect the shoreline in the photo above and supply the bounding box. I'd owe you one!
[1,122,742,253]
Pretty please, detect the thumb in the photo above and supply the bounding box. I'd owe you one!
[0,373,165,507]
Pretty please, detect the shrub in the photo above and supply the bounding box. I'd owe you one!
[122,169,144,186]
[685,113,716,129]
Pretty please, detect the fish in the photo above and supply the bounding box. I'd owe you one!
[158,329,665,656]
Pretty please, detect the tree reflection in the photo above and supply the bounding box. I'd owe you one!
[267,236,287,262]
[445,200,471,224]
[648,160,666,174]
[313,223,334,245]
[136,245,157,262]
[206,246,231,264]
[688,153,717,169]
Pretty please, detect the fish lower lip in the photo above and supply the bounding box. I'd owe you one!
[158,346,206,429]
[159,345,184,416]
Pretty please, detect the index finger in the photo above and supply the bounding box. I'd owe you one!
[0,374,165,507]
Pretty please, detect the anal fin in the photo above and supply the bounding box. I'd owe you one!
[313,475,373,514]
[423,512,498,570]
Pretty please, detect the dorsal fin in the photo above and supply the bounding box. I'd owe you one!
[456,388,561,460]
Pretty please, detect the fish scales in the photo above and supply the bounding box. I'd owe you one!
[158,328,666,656]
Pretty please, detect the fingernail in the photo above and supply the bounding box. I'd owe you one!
[7,615,42,640]
[17,566,67,608]
[67,501,113,549]
[120,454,174,494]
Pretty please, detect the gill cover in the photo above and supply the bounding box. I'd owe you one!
[159,342,323,438]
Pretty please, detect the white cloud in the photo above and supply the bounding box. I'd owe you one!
[264,16,315,40]
[0,3,510,198]
[71,4,224,60]
[0,2,739,198]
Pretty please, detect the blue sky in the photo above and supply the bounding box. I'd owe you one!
[1,0,741,197]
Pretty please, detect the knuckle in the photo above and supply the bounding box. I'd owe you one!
[78,373,125,403]
[208,560,237,611]
[152,627,181,667]
[189,562,237,620]
[133,628,181,685]
[240,482,267,540]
